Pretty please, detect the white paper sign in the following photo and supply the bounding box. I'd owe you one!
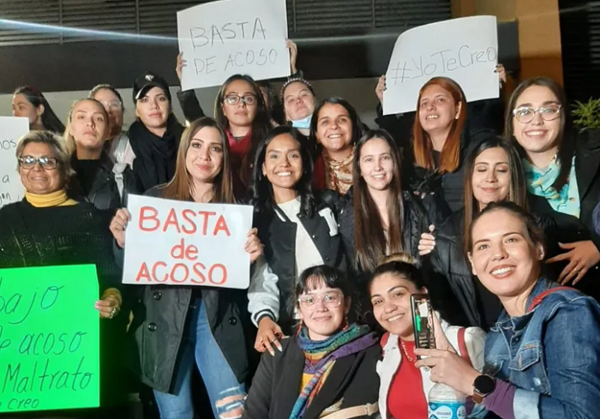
[0,117,29,208]
[123,195,253,289]
[383,16,499,115]
[177,0,290,90]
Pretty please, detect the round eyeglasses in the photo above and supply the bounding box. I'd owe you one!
[512,105,562,124]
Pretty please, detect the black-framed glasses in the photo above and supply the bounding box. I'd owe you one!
[18,155,59,170]
[224,94,257,106]
[512,105,562,123]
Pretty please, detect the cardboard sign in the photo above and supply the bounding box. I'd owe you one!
[0,265,100,413]
[123,195,253,289]
[383,16,499,115]
[0,117,29,208]
[177,0,290,90]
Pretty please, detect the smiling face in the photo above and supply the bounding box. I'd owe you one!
[283,81,316,121]
[262,133,303,195]
[511,85,562,156]
[359,137,394,192]
[185,126,224,184]
[471,147,510,208]
[19,142,64,195]
[135,86,170,130]
[468,209,543,300]
[418,84,461,136]
[370,273,423,339]
[69,100,109,152]
[315,103,353,154]
[298,278,349,341]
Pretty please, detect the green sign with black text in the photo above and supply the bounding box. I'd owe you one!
[0,265,100,413]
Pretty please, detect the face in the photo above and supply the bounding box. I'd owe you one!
[221,80,258,128]
[316,103,353,153]
[370,273,422,338]
[418,84,461,134]
[298,279,349,341]
[69,100,109,151]
[511,85,562,155]
[93,88,123,137]
[135,87,170,129]
[12,94,42,126]
[471,147,510,207]
[262,134,303,192]
[468,210,543,299]
[284,82,315,121]
[19,142,64,195]
[359,138,394,191]
[185,126,225,184]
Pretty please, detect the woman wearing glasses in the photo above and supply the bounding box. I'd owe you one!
[243,265,380,419]
[505,77,600,300]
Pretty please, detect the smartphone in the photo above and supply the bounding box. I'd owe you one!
[410,294,435,358]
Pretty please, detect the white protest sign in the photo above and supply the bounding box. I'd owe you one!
[383,16,499,115]
[177,0,290,90]
[123,195,253,289]
[0,117,28,208]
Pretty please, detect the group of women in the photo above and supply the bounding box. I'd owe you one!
[4,39,600,419]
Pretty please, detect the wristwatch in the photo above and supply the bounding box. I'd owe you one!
[472,374,496,404]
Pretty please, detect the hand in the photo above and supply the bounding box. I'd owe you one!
[287,39,298,74]
[546,240,600,285]
[176,52,187,82]
[110,208,131,248]
[430,311,454,353]
[495,64,506,86]
[375,75,386,104]
[255,317,283,355]
[415,348,479,396]
[245,228,263,263]
[418,225,436,256]
[96,295,121,319]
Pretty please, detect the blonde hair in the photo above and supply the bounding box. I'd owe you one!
[379,252,416,266]
[16,130,74,182]
[64,98,109,155]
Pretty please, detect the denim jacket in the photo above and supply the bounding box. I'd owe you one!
[474,279,600,419]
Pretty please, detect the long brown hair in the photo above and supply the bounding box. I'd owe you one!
[353,129,404,272]
[503,77,573,192]
[412,77,467,173]
[462,136,528,241]
[161,117,234,204]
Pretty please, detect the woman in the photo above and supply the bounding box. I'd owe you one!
[65,98,139,211]
[338,129,429,273]
[281,78,316,138]
[243,265,380,419]
[419,136,555,328]
[89,84,135,168]
[251,125,348,343]
[110,117,263,419]
[128,70,185,192]
[12,85,65,134]
[368,253,486,419]
[415,202,600,419]
[310,97,365,195]
[505,77,600,300]
[0,130,127,414]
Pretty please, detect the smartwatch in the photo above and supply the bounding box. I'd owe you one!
[472,374,496,404]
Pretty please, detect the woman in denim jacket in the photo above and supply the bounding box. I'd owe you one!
[414,201,600,419]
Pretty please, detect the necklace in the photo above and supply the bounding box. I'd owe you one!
[400,339,415,363]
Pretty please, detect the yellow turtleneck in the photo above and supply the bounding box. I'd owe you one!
[25,189,78,208]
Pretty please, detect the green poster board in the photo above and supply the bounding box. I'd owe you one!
[0,265,100,413]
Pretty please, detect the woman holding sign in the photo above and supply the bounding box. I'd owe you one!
[110,117,267,419]
[251,125,348,345]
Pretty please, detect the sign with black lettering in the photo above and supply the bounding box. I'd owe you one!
[177,0,290,90]
[383,16,499,115]
[0,117,28,208]
[0,265,100,413]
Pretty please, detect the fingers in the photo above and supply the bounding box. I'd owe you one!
[95,300,116,318]
[559,242,576,250]
[546,251,572,264]
[558,259,579,284]
[571,267,588,286]
[428,224,436,233]
[418,233,436,255]
[247,227,258,237]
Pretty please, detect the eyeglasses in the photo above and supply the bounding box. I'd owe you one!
[512,105,562,123]
[298,291,343,309]
[18,155,59,170]
[99,100,122,111]
[224,94,257,106]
